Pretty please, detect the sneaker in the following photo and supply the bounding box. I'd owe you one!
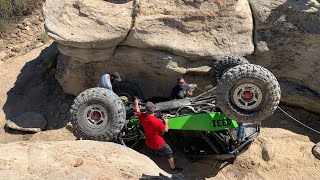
[171,167,183,173]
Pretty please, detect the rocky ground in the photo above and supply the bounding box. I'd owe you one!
[0,41,319,179]
[0,8,48,64]
[0,141,169,180]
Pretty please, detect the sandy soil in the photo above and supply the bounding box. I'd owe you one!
[0,43,319,179]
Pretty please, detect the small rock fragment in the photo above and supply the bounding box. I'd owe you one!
[261,140,275,161]
[74,158,84,167]
[312,142,320,160]
[17,24,26,30]
[11,46,22,53]
[279,120,288,125]
[0,51,7,61]
[11,33,18,38]
[25,26,31,31]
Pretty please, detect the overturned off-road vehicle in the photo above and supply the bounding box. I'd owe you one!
[70,55,281,159]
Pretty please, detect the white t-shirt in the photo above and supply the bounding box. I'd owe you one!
[100,74,112,91]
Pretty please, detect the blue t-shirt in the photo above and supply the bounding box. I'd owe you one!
[100,74,112,90]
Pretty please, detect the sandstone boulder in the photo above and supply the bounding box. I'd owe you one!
[57,46,212,98]
[57,44,115,63]
[43,0,134,48]
[124,0,254,59]
[5,112,47,133]
[247,0,320,114]
[44,0,320,115]
[0,141,168,179]
[55,54,106,95]
[108,47,212,99]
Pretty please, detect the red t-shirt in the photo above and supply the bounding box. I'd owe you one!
[137,112,165,149]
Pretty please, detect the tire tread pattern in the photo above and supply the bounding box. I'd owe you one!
[70,87,126,141]
[216,64,281,123]
[210,55,250,87]
[113,80,144,101]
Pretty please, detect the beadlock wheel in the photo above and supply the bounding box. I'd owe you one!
[70,88,126,141]
[216,64,281,123]
[232,83,263,111]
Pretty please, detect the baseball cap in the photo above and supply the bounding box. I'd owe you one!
[111,72,122,81]
[145,101,156,113]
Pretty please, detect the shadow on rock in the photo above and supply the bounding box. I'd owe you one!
[140,173,185,180]
[106,0,132,4]
[137,145,228,180]
[246,0,320,143]
[3,42,75,133]
[262,106,320,143]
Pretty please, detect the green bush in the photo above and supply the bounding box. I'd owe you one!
[12,0,42,17]
[36,32,49,43]
[0,0,42,34]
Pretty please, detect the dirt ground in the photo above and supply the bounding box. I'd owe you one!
[0,43,319,179]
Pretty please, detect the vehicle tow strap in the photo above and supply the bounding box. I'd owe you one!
[163,106,198,119]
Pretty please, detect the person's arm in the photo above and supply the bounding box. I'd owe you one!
[185,84,194,97]
[134,98,140,113]
[162,118,169,132]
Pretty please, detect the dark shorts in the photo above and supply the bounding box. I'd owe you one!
[152,143,173,159]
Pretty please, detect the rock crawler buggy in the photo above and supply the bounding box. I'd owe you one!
[70,56,281,159]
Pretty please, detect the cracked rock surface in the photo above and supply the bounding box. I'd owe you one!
[44,0,320,114]
[43,0,134,48]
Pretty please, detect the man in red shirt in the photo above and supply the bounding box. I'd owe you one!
[134,99,183,173]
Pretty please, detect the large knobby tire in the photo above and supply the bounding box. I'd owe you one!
[113,80,144,102]
[70,87,126,141]
[210,55,250,87]
[216,64,281,123]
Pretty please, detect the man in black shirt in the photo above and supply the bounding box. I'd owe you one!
[170,76,193,99]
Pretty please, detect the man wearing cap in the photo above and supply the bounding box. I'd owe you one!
[134,99,183,173]
[99,72,128,102]
[99,72,122,91]
[99,72,127,145]
[110,72,122,86]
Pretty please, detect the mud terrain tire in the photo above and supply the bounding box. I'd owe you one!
[216,64,281,123]
[210,55,250,87]
[113,80,144,102]
[70,87,126,141]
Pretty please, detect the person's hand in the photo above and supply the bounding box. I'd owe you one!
[134,98,139,105]
[189,84,197,93]
[121,97,128,102]
[163,118,168,124]
[186,91,193,97]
